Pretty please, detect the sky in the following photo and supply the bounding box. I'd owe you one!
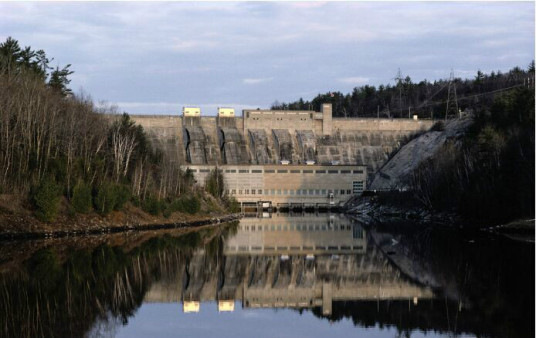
[1,1,534,115]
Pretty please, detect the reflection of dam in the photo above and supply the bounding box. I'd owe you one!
[144,215,435,315]
[224,214,366,255]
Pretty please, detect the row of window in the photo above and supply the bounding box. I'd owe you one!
[189,168,364,174]
[226,245,364,251]
[227,188,357,196]
[239,224,354,232]
[234,224,363,240]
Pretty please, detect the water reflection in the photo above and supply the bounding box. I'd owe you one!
[0,214,533,338]
[175,214,433,318]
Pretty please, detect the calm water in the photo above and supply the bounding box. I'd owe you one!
[0,214,533,338]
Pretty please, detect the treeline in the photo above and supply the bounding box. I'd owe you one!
[272,62,535,119]
[410,86,535,223]
[0,37,234,222]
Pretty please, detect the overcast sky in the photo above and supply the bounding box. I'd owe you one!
[1,1,534,115]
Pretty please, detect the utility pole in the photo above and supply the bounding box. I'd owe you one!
[408,106,411,119]
[377,105,379,119]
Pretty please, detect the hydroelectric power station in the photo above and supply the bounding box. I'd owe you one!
[129,104,435,209]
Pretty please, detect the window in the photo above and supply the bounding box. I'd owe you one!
[347,189,352,194]
[265,169,275,173]
[308,189,314,195]
[245,189,249,194]
[251,190,255,195]
[238,190,243,195]
[271,189,275,195]
[200,169,210,173]
[321,189,326,195]
[328,170,338,174]
[353,226,363,239]
[303,170,313,173]
[341,170,351,174]
[315,189,320,195]
[297,190,301,195]
[290,190,295,195]
[277,169,288,173]
[239,169,249,173]
[315,170,326,174]
[340,190,345,195]
[290,170,300,173]
[277,190,281,195]
[353,181,364,194]
[353,169,364,174]
[258,190,262,194]
[252,169,262,173]
[283,189,288,195]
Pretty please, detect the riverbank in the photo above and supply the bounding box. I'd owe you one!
[0,194,241,240]
[344,192,462,227]
[345,192,534,242]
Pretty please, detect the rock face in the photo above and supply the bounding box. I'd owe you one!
[369,116,473,191]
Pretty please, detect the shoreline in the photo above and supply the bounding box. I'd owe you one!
[0,212,242,241]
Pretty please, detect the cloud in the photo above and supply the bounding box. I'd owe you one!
[338,77,370,85]
[1,2,533,115]
[243,77,274,85]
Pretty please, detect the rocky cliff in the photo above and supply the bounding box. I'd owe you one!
[369,116,473,191]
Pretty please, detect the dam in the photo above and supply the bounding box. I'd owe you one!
[129,104,434,207]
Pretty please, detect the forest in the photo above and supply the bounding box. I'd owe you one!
[0,37,236,223]
[272,64,535,119]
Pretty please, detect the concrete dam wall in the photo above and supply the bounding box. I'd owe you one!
[128,104,435,205]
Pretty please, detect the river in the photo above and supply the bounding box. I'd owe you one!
[0,213,533,337]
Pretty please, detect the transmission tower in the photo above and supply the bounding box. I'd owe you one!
[393,68,404,117]
[445,69,459,120]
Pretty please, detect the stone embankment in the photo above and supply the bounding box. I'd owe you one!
[345,195,460,227]
[0,207,242,241]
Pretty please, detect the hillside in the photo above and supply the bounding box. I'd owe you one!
[348,85,535,226]
[369,117,472,191]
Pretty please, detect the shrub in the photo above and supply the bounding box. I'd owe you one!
[112,184,130,211]
[224,196,241,213]
[32,178,61,222]
[165,195,201,215]
[93,182,131,215]
[142,195,161,215]
[184,196,201,214]
[71,181,92,213]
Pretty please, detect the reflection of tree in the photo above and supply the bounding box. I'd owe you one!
[0,225,225,338]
